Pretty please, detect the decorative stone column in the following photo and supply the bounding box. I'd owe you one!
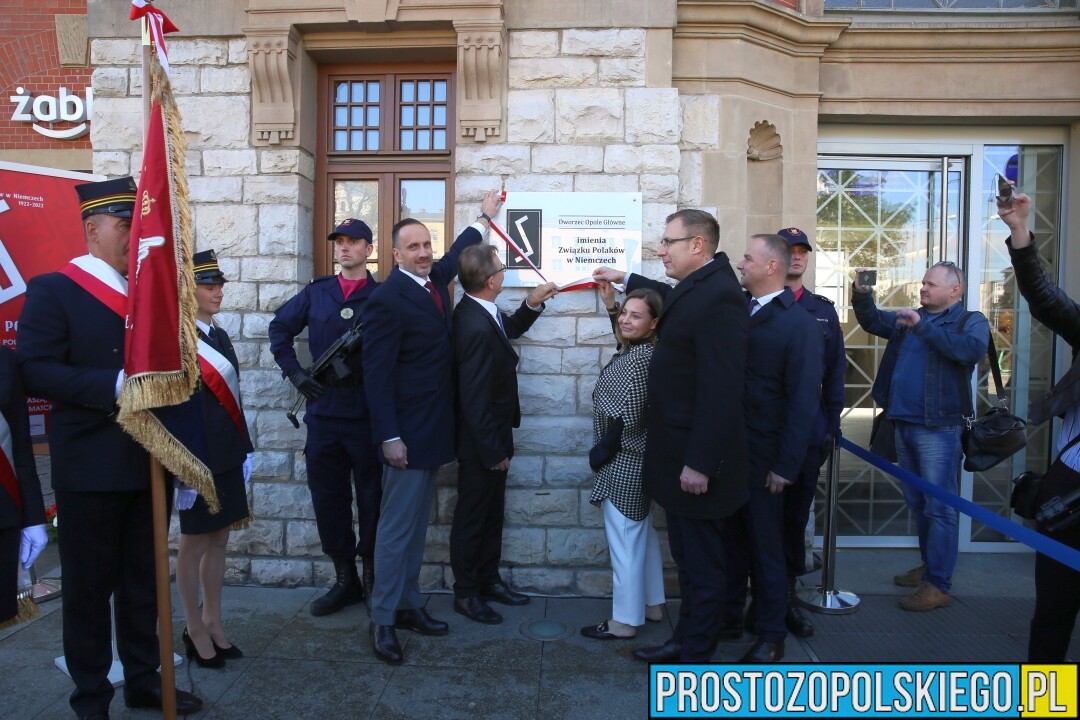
[455,20,506,142]
[247,28,299,146]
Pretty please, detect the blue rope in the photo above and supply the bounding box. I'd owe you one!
[838,436,1080,572]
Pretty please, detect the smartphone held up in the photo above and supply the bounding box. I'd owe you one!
[857,270,877,288]
[995,173,1014,207]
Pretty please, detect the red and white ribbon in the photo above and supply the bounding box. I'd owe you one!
[60,256,128,319]
[0,412,21,513]
[130,0,180,77]
[197,337,245,436]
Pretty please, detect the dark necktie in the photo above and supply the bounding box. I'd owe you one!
[749,298,761,316]
[425,280,445,317]
[206,326,218,346]
[497,313,506,336]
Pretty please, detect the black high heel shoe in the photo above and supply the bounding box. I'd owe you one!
[212,639,243,660]
[182,627,225,669]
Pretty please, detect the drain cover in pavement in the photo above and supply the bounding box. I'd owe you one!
[519,618,573,641]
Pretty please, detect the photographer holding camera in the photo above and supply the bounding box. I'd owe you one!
[1000,189,1080,662]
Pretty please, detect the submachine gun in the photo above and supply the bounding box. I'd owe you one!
[286,321,364,428]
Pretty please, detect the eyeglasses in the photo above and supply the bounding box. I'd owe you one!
[488,266,507,279]
[658,235,697,248]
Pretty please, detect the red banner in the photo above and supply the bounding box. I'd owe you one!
[0,162,103,439]
[125,102,182,377]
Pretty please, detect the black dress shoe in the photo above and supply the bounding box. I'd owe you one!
[633,638,681,662]
[212,638,244,659]
[718,622,744,641]
[581,620,634,640]
[124,686,204,715]
[454,595,503,624]
[395,607,449,636]
[182,627,225,669]
[480,581,529,606]
[785,606,814,638]
[740,638,785,663]
[369,623,403,665]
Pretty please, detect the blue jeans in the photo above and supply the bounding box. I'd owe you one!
[893,422,963,593]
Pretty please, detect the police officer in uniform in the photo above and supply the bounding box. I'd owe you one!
[776,227,846,637]
[269,219,382,616]
[17,177,203,717]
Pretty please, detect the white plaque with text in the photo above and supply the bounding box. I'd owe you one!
[492,192,642,289]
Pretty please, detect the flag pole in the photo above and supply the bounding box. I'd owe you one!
[141,10,178,720]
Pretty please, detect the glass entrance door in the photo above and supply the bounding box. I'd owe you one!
[815,157,965,542]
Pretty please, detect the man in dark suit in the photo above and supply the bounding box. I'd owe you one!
[593,208,750,663]
[722,233,823,662]
[363,190,503,665]
[17,177,203,718]
[450,245,556,624]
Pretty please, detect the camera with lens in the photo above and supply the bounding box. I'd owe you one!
[1035,485,1080,534]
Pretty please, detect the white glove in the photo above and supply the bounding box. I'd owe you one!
[175,483,198,511]
[243,453,253,487]
[20,524,48,569]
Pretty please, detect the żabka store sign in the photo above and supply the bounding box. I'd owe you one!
[9,86,94,140]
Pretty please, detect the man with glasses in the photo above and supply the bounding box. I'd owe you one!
[853,261,988,611]
[450,245,556,625]
[593,209,750,662]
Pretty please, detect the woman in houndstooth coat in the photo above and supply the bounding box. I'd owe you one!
[581,283,667,640]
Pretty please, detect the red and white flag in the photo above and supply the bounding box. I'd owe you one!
[117,45,217,511]
[130,0,179,77]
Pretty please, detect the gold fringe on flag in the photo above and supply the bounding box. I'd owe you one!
[117,52,218,513]
[0,567,40,630]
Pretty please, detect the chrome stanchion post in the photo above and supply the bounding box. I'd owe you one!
[797,437,859,614]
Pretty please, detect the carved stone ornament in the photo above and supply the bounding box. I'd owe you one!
[248,30,299,146]
[747,121,782,162]
[455,21,505,142]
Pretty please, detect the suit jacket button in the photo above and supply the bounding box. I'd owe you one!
[113,348,120,354]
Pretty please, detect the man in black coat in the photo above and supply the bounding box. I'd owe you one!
[593,208,750,663]
[450,245,556,624]
[17,177,203,717]
[723,234,823,662]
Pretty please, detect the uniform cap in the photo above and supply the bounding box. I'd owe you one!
[777,227,812,251]
[193,249,228,284]
[75,176,137,220]
[327,218,373,242]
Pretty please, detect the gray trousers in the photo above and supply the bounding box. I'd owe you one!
[370,465,438,626]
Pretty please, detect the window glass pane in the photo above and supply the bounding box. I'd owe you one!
[433,129,446,150]
[417,130,430,151]
[333,179,380,276]
[334,107,347,126]
[418,106,431,126]
[335,82,348,103]
[367,107,379,127]
[417,81,431,102]
[433,106,446,126]
[401,106,414,127]
[401,81,414,103]
[366,130,379,151]
[399,179,446,258]
[367,81,380,103]
[351,82,364,103]
[334,130,348,151]
[401,131,414,151]
[350,130,364,150]
[434,81,447,102]
[351,107,365,126]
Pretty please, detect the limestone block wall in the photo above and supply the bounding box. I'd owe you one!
[90,35,322,587]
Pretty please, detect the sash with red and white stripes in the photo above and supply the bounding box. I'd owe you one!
[59,260,127,320]
[0,412,22,513]
[197,337,245,436]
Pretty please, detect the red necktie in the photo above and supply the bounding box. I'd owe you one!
[425,280,445,317]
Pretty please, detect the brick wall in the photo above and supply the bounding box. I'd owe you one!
[0,0,91,151]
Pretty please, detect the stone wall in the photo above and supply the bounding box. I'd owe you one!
[90,35,321,587]
[89,26,723,595]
